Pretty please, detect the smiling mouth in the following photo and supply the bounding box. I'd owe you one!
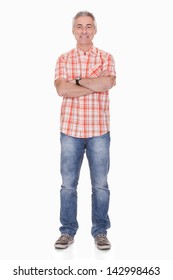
[80,35,89,38]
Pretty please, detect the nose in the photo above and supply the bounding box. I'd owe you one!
[81,27,87,33]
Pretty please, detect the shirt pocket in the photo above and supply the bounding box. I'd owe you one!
[89,64,103,77]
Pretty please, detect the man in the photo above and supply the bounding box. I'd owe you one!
[54,11,116,250]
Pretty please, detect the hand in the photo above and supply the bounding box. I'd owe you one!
[98,70,111,77]
[68,79,76,84]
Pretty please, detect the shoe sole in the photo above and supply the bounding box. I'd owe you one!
[54,240,74,249]
[96,244,111,250]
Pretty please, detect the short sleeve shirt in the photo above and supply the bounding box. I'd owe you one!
[54,45,116,138]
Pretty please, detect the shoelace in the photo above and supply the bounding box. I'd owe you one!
[98,234,109,244]
[97,234,108,242]
[60,234,70,240]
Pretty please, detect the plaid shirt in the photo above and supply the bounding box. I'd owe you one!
[54,45,116,138]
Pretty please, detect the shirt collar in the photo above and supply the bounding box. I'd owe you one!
[75,45,97,55]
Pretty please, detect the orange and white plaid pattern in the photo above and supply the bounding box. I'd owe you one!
[54,46,116,138]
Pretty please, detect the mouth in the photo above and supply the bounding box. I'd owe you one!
[80,35,89,38]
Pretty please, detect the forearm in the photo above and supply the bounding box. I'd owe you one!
[79,75,116,92]
[54,79,93,98]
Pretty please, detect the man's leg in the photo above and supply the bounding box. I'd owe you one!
[59,133,85,237]
[86,132,111,238]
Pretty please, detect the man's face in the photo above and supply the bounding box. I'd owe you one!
[73,16,96,46]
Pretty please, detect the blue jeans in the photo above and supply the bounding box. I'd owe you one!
[59,132,111,238]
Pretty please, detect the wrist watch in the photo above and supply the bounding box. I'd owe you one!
[75,77,82,86]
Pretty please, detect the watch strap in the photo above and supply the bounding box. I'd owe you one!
[76,78,81,86]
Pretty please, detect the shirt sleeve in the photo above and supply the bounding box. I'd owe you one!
[103,53,116,77]
[54,55,67,81]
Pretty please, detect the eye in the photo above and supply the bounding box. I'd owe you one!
[76,25,82,29]
[86,25,93,30]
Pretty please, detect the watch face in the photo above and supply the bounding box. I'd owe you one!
[76,78,81,85]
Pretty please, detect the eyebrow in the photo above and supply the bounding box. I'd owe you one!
[76,24,93,27]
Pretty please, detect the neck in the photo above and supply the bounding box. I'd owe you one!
[77,43,93,53]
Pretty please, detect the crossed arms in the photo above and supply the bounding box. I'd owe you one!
[54,70,116,98]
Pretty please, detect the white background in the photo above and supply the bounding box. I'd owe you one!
[0,0,173,270]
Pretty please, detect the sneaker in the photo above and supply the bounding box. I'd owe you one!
[54,234,74,249]
[95,234,111,250]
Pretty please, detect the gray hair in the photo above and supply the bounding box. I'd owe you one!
[72,11,97,31]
